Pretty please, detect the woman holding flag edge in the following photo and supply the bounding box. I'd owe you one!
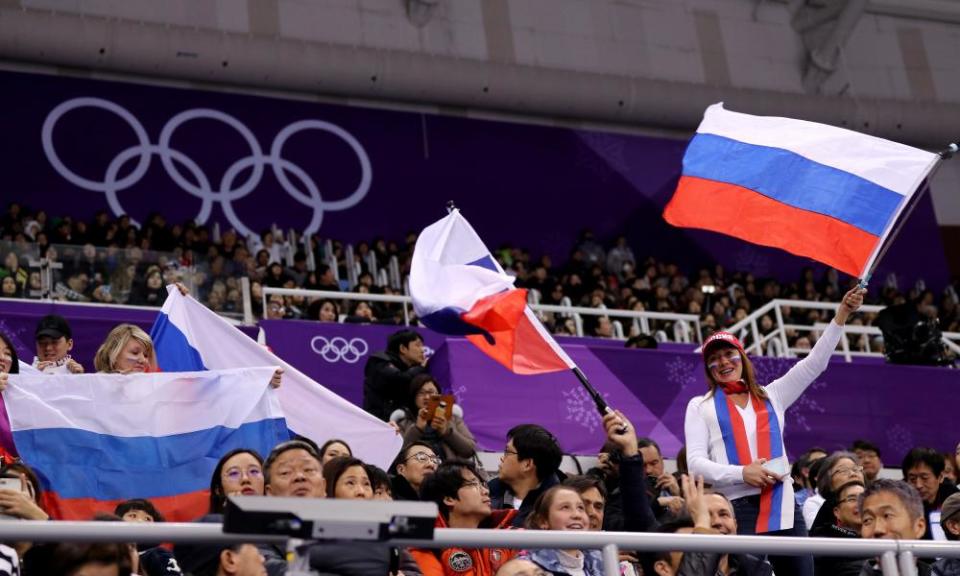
[685,285,864,576]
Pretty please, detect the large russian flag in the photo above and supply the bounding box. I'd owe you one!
[150,289,402,469]
[664,103,938,277]
[410,209,574,374]
[5,367,286,521]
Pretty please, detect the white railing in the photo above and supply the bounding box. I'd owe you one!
[2,521,956,576]
[261,287,703,344]
[723,299,960,362]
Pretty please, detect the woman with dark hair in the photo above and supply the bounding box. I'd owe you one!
[391,373,477,463]
[318,439,352,465]
[684,287,863,576]
[323,456,372,500]
[209,448,265,513]
[520,485,603,576]
[0,331,20,376]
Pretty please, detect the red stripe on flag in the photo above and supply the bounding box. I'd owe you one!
[753,395,774,533]
[663,175,879,276]
[42,490,210,521]
[723,397,753,466]
[463,289,569,375]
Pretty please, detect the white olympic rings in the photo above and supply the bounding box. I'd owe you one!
[41,97,372,237]
[310,336,369,364]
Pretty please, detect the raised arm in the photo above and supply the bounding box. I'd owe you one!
[767,287,864,408]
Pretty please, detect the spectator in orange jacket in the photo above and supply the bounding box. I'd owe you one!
[413,461,518,576]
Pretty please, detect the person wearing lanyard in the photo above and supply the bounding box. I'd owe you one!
[685,286,864,576]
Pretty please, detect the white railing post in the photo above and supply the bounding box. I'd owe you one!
[897,551,917,576]
[241,276,254,325]
[602,543,620,576]
[880,550,900,576]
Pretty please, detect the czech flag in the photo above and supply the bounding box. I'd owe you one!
[150,288,403,469]
[5,368,286,521]
[664,103,939,277]
[410,209,574,375]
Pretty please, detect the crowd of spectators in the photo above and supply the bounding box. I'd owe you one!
[2,202,959,354]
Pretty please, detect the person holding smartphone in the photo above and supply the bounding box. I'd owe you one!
[684,286,863,576]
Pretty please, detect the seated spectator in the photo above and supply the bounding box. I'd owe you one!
[1,251,27,293]
[414,460,518,575]
[363,329,428,421]
[264,440,325,499]
[858,480,931,575]
[801,457,827,530]
[0,458,48,521]
[33,314,83,374]
[23,542,134,576]
[933,493,960,574]
[792,447,826,509]
[489,424,564,528]
[306,298,340,323]
[344,300,377,324]
[174,514,267,576]
[114,498,182,576]
[365,464,393,501]
[520,486,603,576]
[0,332,20,391]
[641,475,773,576]
[391,442,440,501]
[595,411,657,534]
[809,451,866,533]
[810,481,865,576]
[94,323,158,374]
[0,276,19,299]
[115,498,163,523]
[637,437,683,522]
[209,449,265,513]
[851,439,884,487]
[324,456,373,499]
[392,374,477,463]
[318,439,352,466]
[495,558,549,576]
[561,475,606,532]
[902,446,960,540]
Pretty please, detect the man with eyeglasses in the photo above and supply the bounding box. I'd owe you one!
[901,447,960,540]
[413,461,518,575]
[489,424,564,528]
[810,481,865,576]
[851,440,883,487]
[392,442,440,500]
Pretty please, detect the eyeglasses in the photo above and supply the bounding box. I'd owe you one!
[502,449,519,459]
[223,466,263,482]
[839,494,862,505]
[831,465,864,477]
[406,452,441,465]
[461,479,488,492]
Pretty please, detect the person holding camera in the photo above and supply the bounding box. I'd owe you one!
[391,374,477,463]
[684,286,863,576]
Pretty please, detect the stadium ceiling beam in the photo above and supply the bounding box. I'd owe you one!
[0,6,958,149]
[791,0,868,94]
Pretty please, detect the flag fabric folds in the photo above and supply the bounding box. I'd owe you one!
[410,209,575,374]
[150,289,402,469]
[663,103,939,277]
[5,368,286,521]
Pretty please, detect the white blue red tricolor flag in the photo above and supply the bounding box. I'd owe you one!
[410,209,575,374]
[150,288,403,469]
[5,367,286,521]
[664,103,938,277]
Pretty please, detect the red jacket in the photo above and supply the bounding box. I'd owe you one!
[411,509,518,576]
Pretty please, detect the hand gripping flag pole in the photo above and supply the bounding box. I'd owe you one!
[413,202,620,424]
[856,139,959,290]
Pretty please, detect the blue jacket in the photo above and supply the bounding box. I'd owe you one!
[523,548,605,576]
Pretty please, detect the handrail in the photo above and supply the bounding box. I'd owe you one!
[261,287,703,343]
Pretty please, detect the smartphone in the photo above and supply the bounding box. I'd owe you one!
[424,394,455,421]
[0,476,22,492]
[762,456,790,479]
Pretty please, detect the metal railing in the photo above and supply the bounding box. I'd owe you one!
[723,298,960,362]
[2,521,957,576]
[261,287,703,344]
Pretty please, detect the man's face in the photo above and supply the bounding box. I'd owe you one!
[834,484,865,530]
[36,335,72,362]
[706,494,737,535]
[855,449,883,480]
[861,491,925,540]
[639,445,664,478]
[399,339,425,367]
[498,439,526,484]
[447,469,491,521]
[396,445,439,490]
[905,463,940,504]
[266,449,325,498]
[579,487,605,531]
[653,527,695,576]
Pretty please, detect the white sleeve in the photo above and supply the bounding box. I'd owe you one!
[802,495,824,529]
[684,396,745,487]
[766,320,843,410]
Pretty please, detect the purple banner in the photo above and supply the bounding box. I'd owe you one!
[263,319,959,462]
[0,70,948,290]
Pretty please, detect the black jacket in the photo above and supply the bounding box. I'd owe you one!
[307,541,423,576]
[922,480,960,540]
[676,552,774,576]
[810,521,866,576]
[601,454,658,533]
[489,474,561,528]
[391,473,421,502]
[362,351,427,421]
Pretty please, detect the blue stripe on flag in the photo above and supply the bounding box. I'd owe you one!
[14,418,289,500]
[421,307,491,339]
[713,392,740,465]
[683,133,903,236]
[769,481,784,531]
[765,399,784,458]
[150,312,207,372]
[467,255,499,272]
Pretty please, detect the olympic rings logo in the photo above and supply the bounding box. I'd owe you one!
[41,97,372,237]
[310,336,369,364]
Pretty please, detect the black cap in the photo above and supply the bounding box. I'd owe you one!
[35,314,72,340]
[173,514,232,575]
